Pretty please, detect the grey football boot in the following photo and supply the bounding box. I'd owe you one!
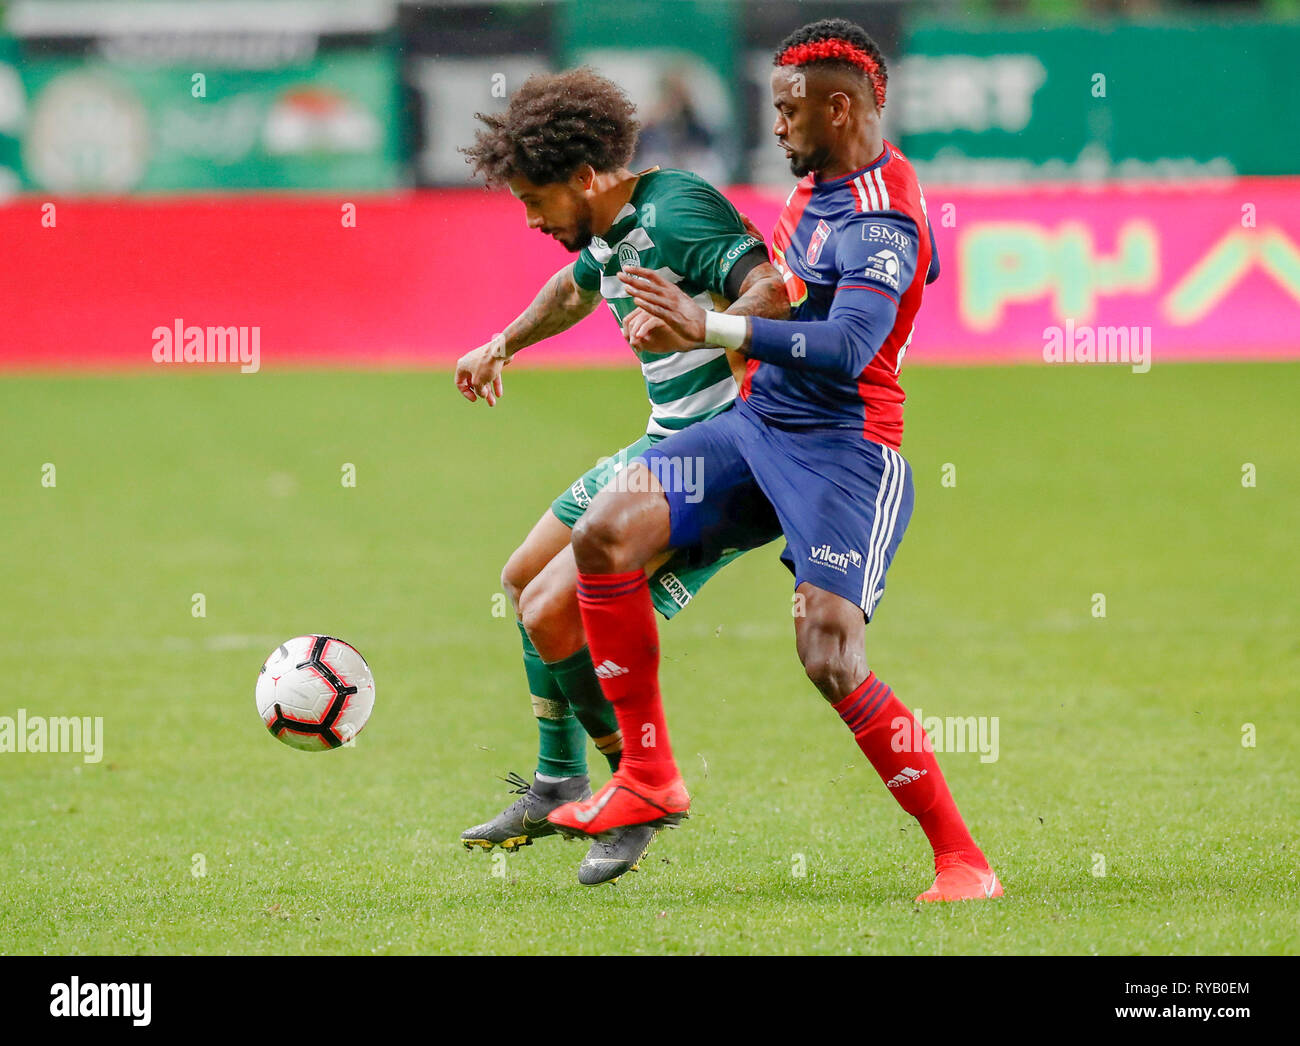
[577,824,659,886]
[461,771,591,852]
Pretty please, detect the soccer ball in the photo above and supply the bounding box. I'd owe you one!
[255,635,374,751]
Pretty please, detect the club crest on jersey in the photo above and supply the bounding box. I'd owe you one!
[617,242,641,269]
[805,219,831,266]
[863,248,901,292]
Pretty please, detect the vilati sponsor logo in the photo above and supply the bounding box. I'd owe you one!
[886,766,927,789]
[809,543,861,573]
[50,977,151,1026]
[594,660,629,679]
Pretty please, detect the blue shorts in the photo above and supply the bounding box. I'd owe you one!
[638,401,914,620]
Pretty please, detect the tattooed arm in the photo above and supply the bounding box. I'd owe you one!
[455,264,600,406]
[721,261,791,322]
[500,264,602,355]
[712,262,789,382]
[618,261,790,383]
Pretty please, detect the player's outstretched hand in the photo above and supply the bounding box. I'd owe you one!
[454,337,507,407]
[622,307,695,355]
[619,265,708,345]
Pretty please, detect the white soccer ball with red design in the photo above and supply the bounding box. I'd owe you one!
[255,635,374,751]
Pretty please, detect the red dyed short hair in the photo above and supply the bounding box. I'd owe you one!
[774,19,888,111]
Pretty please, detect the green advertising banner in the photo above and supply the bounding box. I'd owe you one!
[560,0,742,184]
[897,20,1300,181]
[13,39,401,193]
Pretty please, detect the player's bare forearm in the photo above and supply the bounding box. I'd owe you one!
[454,265,598,406]
[620,263,787,349]
[723,264,788,356]
[725,263,789,324]
[715,262,787,378]
[501,264,599,356]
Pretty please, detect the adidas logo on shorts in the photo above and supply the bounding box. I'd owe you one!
[886,766,927,788]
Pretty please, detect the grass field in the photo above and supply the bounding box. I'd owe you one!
[1,361,1297,955]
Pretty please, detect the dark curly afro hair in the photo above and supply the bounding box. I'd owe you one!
[774,17,888,110]
[462,68,640,187]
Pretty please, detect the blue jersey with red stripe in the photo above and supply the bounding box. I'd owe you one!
[739,141,937,449]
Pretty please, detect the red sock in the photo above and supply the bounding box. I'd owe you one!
[575,569,677,786]
[834,673,988,870]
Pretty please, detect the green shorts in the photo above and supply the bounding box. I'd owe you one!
[550,433,743,619]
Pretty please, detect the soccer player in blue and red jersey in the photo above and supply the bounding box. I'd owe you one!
[547,19,1002,902]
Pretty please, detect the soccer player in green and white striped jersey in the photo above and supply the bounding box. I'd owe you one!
[569,168,752,436]
[454,68,788,885]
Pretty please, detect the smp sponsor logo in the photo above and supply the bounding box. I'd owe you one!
[805,219,831,266]
[570,478,591,509]
[50,978,151,1026]
[863,223,911,252]
[809,543,862,574]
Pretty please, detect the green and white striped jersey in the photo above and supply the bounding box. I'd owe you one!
[571,168,764,437]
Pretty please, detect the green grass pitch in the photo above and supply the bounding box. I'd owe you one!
[1,361,1296,955]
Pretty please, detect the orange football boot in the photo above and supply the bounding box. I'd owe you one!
[548,770,690,838]
[916,857,1004,903]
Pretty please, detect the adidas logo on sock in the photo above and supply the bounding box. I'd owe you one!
[886,766,927,789]
[594,660,629,679]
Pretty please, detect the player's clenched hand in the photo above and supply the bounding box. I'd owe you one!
[622,307,695,355]
[619,266,707,345]
[454,336,507,407]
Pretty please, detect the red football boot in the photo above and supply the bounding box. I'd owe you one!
[915,856,1004,903]
[547,770,690,839]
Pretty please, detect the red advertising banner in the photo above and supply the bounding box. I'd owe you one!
[2,179,1297,371]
